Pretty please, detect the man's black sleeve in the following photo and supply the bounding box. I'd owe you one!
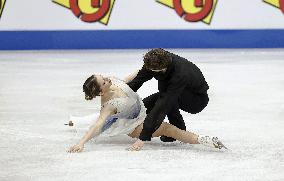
[127,68,153,92]
[139,74,188,141]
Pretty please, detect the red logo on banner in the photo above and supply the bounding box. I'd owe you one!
[173,0,213,22]
[280,0,284,13]
[70,0,111,22]
[157,0,218,25]
[53,0,115,25]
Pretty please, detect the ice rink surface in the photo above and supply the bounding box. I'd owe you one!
[0,49,284,181]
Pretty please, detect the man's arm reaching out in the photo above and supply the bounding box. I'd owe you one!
[124,70,139,83]
[127,68,153,92]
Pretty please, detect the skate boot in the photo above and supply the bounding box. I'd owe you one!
[64,121,74,126]
[160,136,176,142]
[198,135,227,150]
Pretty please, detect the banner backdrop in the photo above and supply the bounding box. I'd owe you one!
[0,0,284,49]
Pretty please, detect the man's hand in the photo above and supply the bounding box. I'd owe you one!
[124,70,139,83]
[127,139,144,151]
[67,144,84,153]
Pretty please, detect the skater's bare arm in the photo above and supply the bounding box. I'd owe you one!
[124,70,139,83]
[79,105,116,144]
[68,105,116,153]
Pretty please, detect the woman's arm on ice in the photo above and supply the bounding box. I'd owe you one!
[68,104,116,153]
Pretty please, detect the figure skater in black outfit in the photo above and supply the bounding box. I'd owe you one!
[126,48,212,150]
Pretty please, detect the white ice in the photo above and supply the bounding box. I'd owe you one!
[0,49,284,181]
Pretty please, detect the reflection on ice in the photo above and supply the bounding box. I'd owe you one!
[0,49,284,181]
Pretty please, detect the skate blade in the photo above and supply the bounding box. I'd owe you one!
[216,141,228,150]
[64,121,74,127]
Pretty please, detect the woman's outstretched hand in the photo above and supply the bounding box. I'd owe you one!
[68,144,84,153]
[127,139,144,151]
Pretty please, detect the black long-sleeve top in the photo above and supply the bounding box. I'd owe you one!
[127,53,209,141]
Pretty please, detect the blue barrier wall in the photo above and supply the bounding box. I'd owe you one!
[0,29,284,50]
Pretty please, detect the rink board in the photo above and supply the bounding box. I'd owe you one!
[1,1,284,50]
[1,29,284,50]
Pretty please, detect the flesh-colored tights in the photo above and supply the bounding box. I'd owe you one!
[128,122,199,144]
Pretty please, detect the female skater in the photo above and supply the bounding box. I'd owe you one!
[68,75,226,152]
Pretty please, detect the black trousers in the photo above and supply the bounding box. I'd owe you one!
[142,91,209,131]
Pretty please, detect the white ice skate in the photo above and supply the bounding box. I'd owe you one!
[198,135,228,150]
[65,113,100,127]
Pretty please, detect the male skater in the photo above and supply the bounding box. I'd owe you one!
[126,48,209,151]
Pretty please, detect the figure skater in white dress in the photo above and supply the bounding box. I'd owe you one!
[68,75,227,152]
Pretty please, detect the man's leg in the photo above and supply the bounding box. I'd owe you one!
[142,92,160,114]
[167,106,186,130]
[160,103,186,142]
[143,92,182,142]
[161,91,208,142]
[179,91,209,114]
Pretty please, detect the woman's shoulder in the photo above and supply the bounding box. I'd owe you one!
[102,97,127,108]
[108,76,140,99]
[103,97,133,114]
[99,102,117,117]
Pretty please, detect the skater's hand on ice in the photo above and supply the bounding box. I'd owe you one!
[68,144,84,153]
[127,139,144,151]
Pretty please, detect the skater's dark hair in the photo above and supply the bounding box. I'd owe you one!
[143,48,172,70]
[83,75,101,100]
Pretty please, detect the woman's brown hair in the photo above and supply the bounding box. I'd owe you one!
[83,75,101,100]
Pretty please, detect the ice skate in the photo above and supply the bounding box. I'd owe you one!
[160,135,176,142]
[64,121,74,126]
[198,135,228,150]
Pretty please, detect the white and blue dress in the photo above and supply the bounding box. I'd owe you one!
[70,78,146,137]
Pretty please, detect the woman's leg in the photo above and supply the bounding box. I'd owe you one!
[153,122,199,144]
[128,122,227,149]
[128,122,199,144]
